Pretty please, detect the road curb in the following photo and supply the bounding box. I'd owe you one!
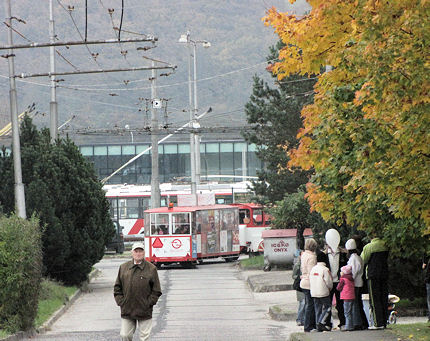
[289,332,310,341]
[246,276,293,292]
[268,304,297,321]
[0,268,101,341]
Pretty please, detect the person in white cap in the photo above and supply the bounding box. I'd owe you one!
[345,238,365,330]
[114,242,162,341]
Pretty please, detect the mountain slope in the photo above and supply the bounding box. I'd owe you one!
[0,0,310,144]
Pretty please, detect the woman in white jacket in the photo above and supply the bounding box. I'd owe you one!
[345,239,364,330]
[310,252,333,331]
[300,238,317,332]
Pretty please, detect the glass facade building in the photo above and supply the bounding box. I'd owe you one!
[79,140,263,185]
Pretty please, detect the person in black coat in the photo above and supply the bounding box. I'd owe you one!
[423,255,430,323]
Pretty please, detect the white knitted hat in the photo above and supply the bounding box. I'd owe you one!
[345,239,357,250]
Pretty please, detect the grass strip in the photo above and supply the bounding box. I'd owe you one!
[239,255,264,269]
[35,279,78,327]
[387,322,430,341]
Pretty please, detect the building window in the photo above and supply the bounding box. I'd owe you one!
[80,146,93,156]
[122,145,135,155]
[94,146,107,156]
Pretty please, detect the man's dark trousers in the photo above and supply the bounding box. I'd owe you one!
[368,278,388,327]
[327,285,345,327]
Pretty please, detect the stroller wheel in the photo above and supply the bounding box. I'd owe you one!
[388,312,397,324]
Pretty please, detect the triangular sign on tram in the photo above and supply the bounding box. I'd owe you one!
[152,237,163,248]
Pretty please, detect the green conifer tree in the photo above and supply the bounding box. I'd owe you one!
[243,41,316,203]
[0,116,114,285]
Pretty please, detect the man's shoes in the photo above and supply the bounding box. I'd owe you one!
[296,321,304,326]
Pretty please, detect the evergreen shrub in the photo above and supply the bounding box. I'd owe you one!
[0,117,114,286]
[0,215,42,332]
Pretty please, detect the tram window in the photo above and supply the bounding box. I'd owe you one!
[109,199,118,219]
[151,213,169,235]
[140,197,150,212]
[172,213,190,234]
[126,198,139,218]
[118,198,139,219]
[264,213,272,226]
[160,197,168,207]
[253,209,263,226]
[239,209,250,224]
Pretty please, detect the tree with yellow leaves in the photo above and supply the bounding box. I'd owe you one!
[264,0,429,258]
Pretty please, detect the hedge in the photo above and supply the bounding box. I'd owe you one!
[0,214,43,333]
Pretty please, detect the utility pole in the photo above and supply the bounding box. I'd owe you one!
[150,59,161,209]
[187,36,197,195]
[49,0,58,142]
[179,32,210,190]
[242,148,247,180]
[5,0,26,218]
[193,43,201,186]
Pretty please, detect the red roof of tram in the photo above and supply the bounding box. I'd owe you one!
[144,204,237,213]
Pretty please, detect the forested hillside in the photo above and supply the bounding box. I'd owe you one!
[0,0,310,144]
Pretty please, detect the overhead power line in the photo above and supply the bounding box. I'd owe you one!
[61,126,253,136]
[15,64,177,79]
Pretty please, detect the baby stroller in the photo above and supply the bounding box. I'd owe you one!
[387,294,400,325]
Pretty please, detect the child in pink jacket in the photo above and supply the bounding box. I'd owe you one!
[336,265,355,331]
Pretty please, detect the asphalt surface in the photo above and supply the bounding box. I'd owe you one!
[24,257,302,340]
[13,256,428,341]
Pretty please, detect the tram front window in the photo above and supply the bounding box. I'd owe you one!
[151,213,169,235]
[253,209,263,226]
[173,213,190,234]
[239,209,250,224]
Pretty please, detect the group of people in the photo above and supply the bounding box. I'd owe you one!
[293,229,390,333]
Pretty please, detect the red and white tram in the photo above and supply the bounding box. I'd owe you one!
[144,204,240,267]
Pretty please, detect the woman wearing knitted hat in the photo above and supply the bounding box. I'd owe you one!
[345,239,366,330]
[337,265,355,331]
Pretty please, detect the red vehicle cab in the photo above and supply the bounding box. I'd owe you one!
[230,203,271,254]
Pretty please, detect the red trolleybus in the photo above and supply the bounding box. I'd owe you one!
[144,204,240,267]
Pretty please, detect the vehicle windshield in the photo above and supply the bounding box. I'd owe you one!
[172,213,190,234]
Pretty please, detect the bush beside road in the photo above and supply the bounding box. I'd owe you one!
[0,269,99,341]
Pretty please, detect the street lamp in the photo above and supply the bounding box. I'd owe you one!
[125,124,133,143]
[178,31,211,194]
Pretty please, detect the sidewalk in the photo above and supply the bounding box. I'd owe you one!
[289,329,398,341]
[238,265,425,341]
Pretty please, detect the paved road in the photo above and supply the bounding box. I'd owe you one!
[28,257,302,340]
